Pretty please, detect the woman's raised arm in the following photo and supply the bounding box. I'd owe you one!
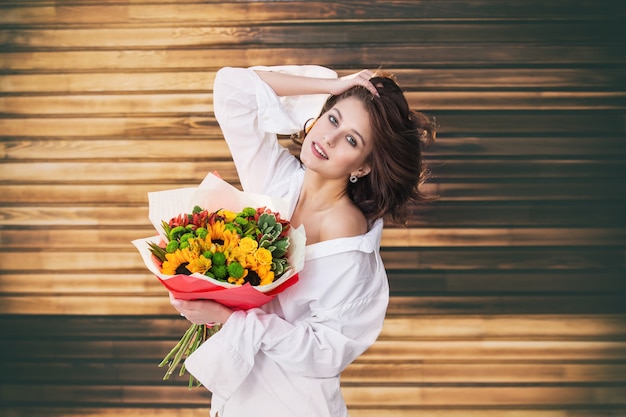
[254,69,379,98]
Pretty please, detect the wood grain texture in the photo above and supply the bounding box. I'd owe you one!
[0,0,625,415]
[1,315,625,413]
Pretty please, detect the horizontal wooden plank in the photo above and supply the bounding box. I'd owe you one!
[2,227,624,249]
[0,94,213,115]
[1,181,623,204]
[350,411,626,417]
[0,295,172,315]
[0,161,233,182]
[2,45,625,73]
[380,315,626,340]
[3,314,625,340]
[381,68,626,91]
[3,361,625,385]
[383,227,626,247]
[408,201,626,227]
[2,92,625,115]
[0,315,192,339]
[0,294,622,315]
[3,408,625,417]
[0,117,217,137]
[363,340,626,362]
[380,247,626,270]
[1,1,624,26]
[1,246,624,272]
[410,92,626,111]
[344,386,626,407]
[4,160,624,183]
[330,405,624,417]
[4,337,626,362]
[0,384,209,406]
[1,384,625,406]
[387,271,625,294]
[427,137,626,157]
[2,69,624,94]
[2,137,625,163]
[0,206,153,226]
[2,22,624,49]
[1,270,622,296]
[386,295,625,315]
[1,201,623,228]
[0,71,215,93]
[0,273,164,295]
[0,138,236,160]
[0,409,214,417]
[2,113,624,137]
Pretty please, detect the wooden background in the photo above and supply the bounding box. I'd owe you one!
[1,0,625,415]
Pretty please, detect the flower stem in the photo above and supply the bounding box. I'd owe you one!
[161,323,197,380]
[159,321,223,387]
[158,324,194,368]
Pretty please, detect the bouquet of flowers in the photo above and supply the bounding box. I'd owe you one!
[149,205,293,287]
[133,173,305,387]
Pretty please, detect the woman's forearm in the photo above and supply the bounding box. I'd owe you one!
[253,70,337,97]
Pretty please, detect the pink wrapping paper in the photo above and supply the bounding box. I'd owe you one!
[157,273,299,310]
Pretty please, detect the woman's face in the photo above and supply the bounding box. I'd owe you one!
[300,96,373,181]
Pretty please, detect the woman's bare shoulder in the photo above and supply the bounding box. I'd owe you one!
[319,201,368,241]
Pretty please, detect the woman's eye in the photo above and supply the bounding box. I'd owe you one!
[346,135,357,146]
[329,115,338,126]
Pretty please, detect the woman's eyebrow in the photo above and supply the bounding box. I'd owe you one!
[333,107,366,145]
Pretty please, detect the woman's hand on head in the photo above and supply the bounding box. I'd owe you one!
[169,292,233,325]
[331,69,380,97]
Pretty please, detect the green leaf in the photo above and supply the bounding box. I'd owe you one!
[272,239,290,258]
[148,242,167,262]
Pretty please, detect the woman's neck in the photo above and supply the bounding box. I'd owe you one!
[294,171,369,244]
[298,171,347,211]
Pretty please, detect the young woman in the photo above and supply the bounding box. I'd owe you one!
[170,65,435,417]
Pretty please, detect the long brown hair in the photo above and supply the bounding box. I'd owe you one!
[295,71,436,224]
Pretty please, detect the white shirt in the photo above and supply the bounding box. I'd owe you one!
[185,66,390,417]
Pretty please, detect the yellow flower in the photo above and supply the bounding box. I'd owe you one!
[221,229,240,253]
[208,221,240,252]
[217,209,237,223]
[259,270,275,286]
[187,236,209,254]
[254,247,273,265]
[161,248,198,275]
[228,246,242,263]
[208,221,226,241]
[228,276,246,286]
[249,263,274,286]
[186,256,212,274]
[238,236,258,254]
[244,253,258,269]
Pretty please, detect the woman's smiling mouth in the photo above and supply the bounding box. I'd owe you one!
[312,142,329,159]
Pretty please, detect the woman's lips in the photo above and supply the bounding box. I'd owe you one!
[312,141,328,159]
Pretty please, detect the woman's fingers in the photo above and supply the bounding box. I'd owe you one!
[168,293,233,325]
[360,71,380,97]
[340,69,379,97]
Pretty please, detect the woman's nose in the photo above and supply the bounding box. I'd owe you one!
[323,132,338,147]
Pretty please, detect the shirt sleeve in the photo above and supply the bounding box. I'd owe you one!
[184,249,389,400]
[212,65,337,195]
